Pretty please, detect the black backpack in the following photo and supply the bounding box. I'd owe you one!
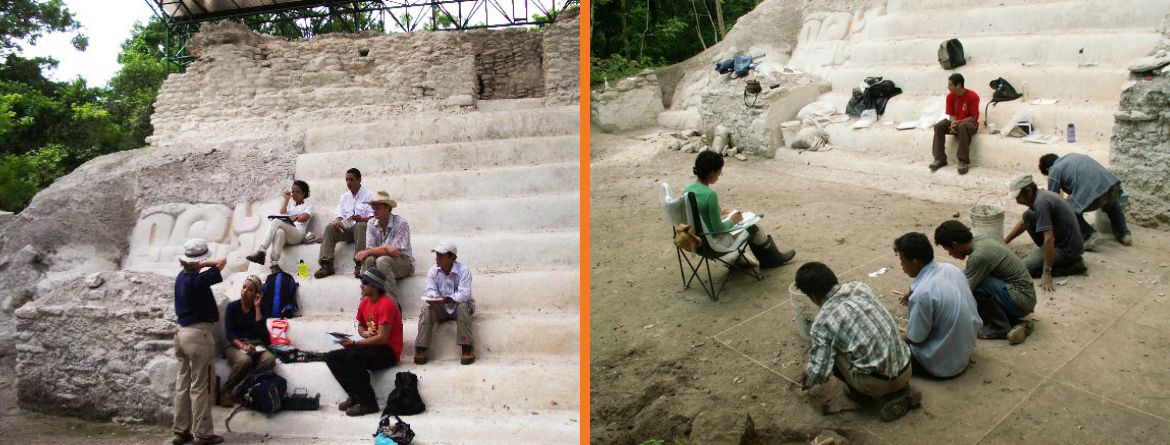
[383,371,426,415]
[261,270,299,319]
[225,371,287,431]
[989,77,1022,103]
[938,38,966,69]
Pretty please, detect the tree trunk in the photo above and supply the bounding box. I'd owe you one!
[714,0,726,40]
[638,0,650,59]
[690,0,707,50]
[620,0,630,59]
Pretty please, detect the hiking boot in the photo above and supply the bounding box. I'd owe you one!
[461,345,476,365]
[414,348,428,365]
[193,435,224,445]
[172,431,194,445]
[977,326,1008,340]
[338,397,356,411]
[1008,320,1035,345]
[879,388,923,422]
[345,402,380,416]
[842,385,873,406]
[1119,233,1133,246]
[929,160,947,172]
[957,163,969,175]
[245,250,265,265]
[314,260,334,279]
[1083,232,1102,251]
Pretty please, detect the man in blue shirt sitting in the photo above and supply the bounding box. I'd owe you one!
[172,238,226,445]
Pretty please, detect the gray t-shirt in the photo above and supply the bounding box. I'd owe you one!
[1046,153,1120,213]
[1032,190,1084,258]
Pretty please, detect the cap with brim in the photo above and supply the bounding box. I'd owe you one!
[369,190,397,209]
[1008,174,1034,198]
[360,268,387,292]
[431,241,457,255]
[179,238,211,262]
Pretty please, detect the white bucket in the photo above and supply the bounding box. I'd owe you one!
[789,281,817,344]
[970,192,1005,242]
[780,120,801,148]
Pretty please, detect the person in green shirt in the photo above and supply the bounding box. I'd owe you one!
[934,220,1036,345]
[682,150,795,268]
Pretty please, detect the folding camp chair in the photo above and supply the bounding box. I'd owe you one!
[660,183,762,301]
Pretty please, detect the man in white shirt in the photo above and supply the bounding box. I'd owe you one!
[316,168,375,278]
[413,241,475,365]
[353,190,414,300]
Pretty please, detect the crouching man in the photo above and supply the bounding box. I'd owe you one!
[796,261,922,422]
[413,241,475,365]
[326,268,403,416]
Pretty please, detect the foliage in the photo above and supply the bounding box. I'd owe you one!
[0,0,85,55]
[590,0,758,75]
[590,54,662,85]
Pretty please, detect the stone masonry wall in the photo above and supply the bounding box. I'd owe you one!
[542,8,581,105]
[14,271,182,424]
[470,29,544,99]
[1111,17,1170,229]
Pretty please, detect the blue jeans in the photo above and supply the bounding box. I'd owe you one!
[972,277,1030,337]
[1022,209,1084,277]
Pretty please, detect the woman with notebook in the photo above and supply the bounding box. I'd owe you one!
[246,180,314,269]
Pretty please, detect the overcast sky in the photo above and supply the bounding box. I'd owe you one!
[23,0,156,87]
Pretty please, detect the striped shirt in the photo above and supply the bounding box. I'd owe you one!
[802,282,911,390]
[366,214,413,262]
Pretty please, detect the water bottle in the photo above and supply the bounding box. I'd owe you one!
[1067,123,1076,143]
[297,259,309,279]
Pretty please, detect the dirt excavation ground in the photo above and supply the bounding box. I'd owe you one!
[589,129,1170,444]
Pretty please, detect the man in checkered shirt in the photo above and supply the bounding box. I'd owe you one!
[796,262,922,421]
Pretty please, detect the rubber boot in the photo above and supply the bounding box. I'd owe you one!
[749,235,796,268]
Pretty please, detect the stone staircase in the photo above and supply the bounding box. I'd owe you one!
[213,98,580,444]
[782,0,1170,200]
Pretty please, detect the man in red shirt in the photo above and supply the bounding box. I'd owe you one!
[325,268,403,416]
[931,73,980,175]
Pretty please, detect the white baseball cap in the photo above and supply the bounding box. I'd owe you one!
[431,241,457,255]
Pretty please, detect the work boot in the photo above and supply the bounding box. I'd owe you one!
[957,162,970,175]
[245,250,265,265]
[315,260,334,279]
[1007,320,1036,345]
[1083,232,1102,251]
[929,160,947,172]
[172,431,194,445]
[879,388,923,422]
[338,397,356,411]
[749,235,796,269]
[414,347,428,365]
[1119,233,1133,246]
[461,345,476,365]
[193,435,224,445]
[346,402,380,416]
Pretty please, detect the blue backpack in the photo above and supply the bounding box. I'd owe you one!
[225,371,287,431]
[261,271,299,318]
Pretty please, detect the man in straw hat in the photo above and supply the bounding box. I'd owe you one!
[1004,174,1086,292]
[219,275,276,407]
[414,241,476,366]
[353,190,414,295]
[934,220,1036,345]
[316,168,375,278]
[794,261,921,422]
[172,238,226,445]
[325,268,403,416]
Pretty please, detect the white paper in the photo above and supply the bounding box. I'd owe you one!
[1030,99,1059,105]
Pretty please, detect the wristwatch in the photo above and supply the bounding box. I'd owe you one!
[1043,266,1053,272]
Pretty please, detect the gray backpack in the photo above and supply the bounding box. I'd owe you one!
[938,39,966,70]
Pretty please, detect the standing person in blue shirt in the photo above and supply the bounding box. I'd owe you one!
[172,238,226,445]
[895,232,982,379]
[1038,153,1131,249]
[413,241,475,365]
[219,275,276,407]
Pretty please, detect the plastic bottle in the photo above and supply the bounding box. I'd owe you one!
[1067,123,1076,143]
[297,259,309,279]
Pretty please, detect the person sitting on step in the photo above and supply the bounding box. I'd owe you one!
[1004,174,1087,292]
[245,180,314,269]
[795,261,922,422]
[1038,153,1132,250]
[684,150,795,268]
[316,168,374,278]
[219,275,276,407]
[326,268,403,416]
[895,232,982,379]
[934,220,1036,345]
[929,73,979,175]
[353,190,413,302]
[414,241,475,366]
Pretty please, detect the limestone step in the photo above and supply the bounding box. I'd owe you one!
[248,231,580,276]
[238,268,579,316]
[885,0,1156,15]
[846,32,1160,67]
[822,64,1129,102]
[866,0,1170,39]
[213,357,579,410]
[293,135,579,180]
[284,192,579,236]
[476,97,550,111]
[815,91,1120,143]
[214,406,580,444]
[821,122,1109,172]
[255,312,579,358]
[303,106,579,153]
[307,162,579,204]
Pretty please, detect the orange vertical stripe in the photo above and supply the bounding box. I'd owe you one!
[578,1,591,443]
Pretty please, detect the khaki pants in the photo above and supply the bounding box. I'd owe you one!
[172,323,215,438]
[259,220,305,263]
[932,119,977,165]
[222,346,277,398]
[415,302,474,349]
[319,221,367,263]
[361,255,414,294]
[834,354,910,398]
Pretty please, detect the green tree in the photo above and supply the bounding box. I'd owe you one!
[0,0,86,54]
[106,18,168,150]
